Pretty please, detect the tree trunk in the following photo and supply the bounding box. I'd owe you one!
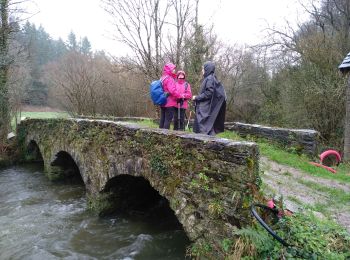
[0,0,10,142]
[343,75,350,161]
[154,0,160,75]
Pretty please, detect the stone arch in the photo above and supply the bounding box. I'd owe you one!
[94,156,194,240]
[48,150,84,184]
[27,140,44,164]
[100,174,187,232]
[19,118,261,257]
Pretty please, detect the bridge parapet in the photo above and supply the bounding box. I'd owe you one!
[18,118,260,256]
[226,122,320,156]
[76,115,319,156]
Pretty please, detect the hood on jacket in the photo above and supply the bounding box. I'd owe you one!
[163,63,176,78]
[203,61,215,78]
[177,70,186,78]
[177,70,186,84]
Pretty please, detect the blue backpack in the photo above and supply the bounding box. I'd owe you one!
[150,77,168,106]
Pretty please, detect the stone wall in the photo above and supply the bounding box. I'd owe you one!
[18,118,260,257]
[225,122,320,156]
[74,116,319,156]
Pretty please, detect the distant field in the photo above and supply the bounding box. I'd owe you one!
[11,110,69,130]
[19,111,69,119]
[21,105,64,113]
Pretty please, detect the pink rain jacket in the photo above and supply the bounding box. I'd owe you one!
[160,63,179,108]
[174,71,192,109]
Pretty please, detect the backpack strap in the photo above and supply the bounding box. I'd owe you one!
[185,82,188,90]
[160,76,169,92]
[160,75,169,83]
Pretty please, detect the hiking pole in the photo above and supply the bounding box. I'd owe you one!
[178,98,185,131]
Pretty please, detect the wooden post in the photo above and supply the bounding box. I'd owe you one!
[344,75,350,161]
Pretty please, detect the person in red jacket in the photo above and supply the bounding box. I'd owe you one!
[159,63,179,129]
[173,70,192,131]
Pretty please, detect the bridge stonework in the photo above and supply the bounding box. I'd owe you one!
[18,118,260,256]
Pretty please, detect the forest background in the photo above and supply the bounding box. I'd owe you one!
[1,0,349,150]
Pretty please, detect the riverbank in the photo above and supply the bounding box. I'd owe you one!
[0,138,20,168]
[2,108,69,168]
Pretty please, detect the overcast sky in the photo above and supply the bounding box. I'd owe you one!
[27,0,307,56]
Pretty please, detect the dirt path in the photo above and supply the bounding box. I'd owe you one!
[260,157,350,233]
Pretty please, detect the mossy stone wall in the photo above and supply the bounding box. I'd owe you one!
[18,118,260,256]
[226,122,320,156]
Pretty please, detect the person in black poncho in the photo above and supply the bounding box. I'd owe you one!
[193,61,226,135]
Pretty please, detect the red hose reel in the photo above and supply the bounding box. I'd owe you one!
[309,149,341,174]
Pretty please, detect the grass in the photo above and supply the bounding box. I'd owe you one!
[285,178,349,216]
[11,111,69,130]
[258,140,350,184]
[297,179,350,205]
[217,130,350,184]
[286,195,304,206]
[260,182,277,196]
[217,130,244,141]
[129,119,158,128]
[236,131,350,233]
[306,202,332,217]
[20,111,69,118]
[231,211,350,259]
[282,171,292,176]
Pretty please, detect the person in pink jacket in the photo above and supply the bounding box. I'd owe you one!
[173,70,192,131]
[159,63,179,129]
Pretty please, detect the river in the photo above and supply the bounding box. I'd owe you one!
[0,164,189,259]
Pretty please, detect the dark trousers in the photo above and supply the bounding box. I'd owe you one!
[159,107,175,129]
[173,108,186,131]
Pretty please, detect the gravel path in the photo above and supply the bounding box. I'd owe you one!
[261,156,350,233]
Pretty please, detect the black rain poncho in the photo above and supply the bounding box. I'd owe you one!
[193,61,226,135]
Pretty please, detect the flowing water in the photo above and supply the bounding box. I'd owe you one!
[0,164,189,260]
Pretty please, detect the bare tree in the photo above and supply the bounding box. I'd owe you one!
[8,60,30,126]
[165,0,194,67]
[215,45,245,114]
[254,0,350,148]
[102,0,172,80]
[45,51,155,117]
[298,0,350,54]
[45,51,103,116]
[102,0,197,80]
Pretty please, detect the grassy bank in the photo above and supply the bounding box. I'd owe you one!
[217,131,350,184]
[19,111,69,119]
[11,111,69,130]
[257,141,350,184]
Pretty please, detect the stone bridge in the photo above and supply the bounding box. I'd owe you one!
[17,118,260,256]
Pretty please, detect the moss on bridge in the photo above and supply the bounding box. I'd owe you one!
[18,118,261,258]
